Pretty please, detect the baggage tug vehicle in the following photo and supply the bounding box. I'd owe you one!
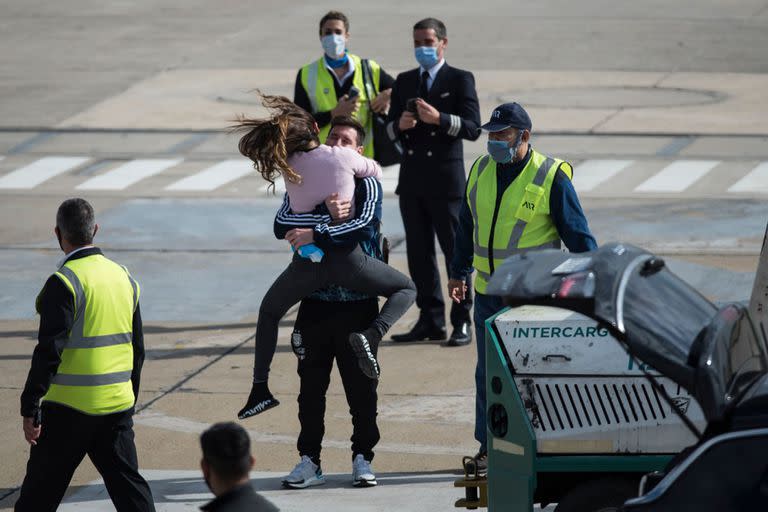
[457,242,768,511]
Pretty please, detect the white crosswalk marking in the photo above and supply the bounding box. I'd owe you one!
[380,178,397,195]
[379,164,399,195]
[4,157,768,198]
[165,159,252,191]
[572,159,634,192]
[634,160,720,193]
[728,162,768,193]
[0,156,89,189]
[77,158,182,190]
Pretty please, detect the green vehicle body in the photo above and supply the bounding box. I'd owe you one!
[484,308,671,510]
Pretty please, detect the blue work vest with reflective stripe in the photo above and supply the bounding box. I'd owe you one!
[42,253,139,415]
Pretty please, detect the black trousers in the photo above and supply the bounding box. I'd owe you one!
[15,404,155,512]
[293,298,380,463]
[399,195,473,328]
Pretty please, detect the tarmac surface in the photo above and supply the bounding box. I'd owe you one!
[1,1,767,510]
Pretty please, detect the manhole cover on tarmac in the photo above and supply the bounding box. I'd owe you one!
[498,86,725,109]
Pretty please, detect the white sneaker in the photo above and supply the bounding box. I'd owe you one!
[352,454,377,487]
[282,455,325,489]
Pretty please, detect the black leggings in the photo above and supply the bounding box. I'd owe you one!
[253,246,416,381]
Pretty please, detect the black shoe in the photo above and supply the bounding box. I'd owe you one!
[390,319,446,342]
[348,328,382,380]
[446,321,471,346]
[461,449,488,477]
[238,382,280,419]
[473,450,488,475]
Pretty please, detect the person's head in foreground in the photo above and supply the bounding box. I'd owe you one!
[200,422,255,496]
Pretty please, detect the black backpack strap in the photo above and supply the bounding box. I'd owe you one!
[360,59,377,107]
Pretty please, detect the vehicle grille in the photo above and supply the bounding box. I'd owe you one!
[525,379,671,432]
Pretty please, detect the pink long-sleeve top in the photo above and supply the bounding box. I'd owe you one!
[285,145,382,214]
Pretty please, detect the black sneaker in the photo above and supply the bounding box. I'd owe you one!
[237,382,280,419]
[348,328,381,380]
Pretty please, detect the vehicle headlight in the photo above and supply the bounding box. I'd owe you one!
[488,403,508,437]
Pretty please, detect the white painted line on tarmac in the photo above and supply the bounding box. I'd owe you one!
[165,159,252,191]
[134,410,474,455]
[728,162,768,193]
[0,156,89,189]
[379,174,399,195]
[60,470,474,512]
[77,158,182,190]
[572,159,634,192]
[379,163,399,195]
[380,181,398,195]
[634,160,719,193]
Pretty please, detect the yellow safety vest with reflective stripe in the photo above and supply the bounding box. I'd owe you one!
[467,149,573,294]
[41,253,139,415]
[299,54,381,158]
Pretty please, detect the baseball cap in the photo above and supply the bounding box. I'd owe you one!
[480,102,532,132]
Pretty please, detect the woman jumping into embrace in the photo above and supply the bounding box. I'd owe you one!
[234,95,416,419]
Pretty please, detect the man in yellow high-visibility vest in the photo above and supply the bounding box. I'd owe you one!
[293,10,395,159]
[447,103,597,473]
[16,198,155,512]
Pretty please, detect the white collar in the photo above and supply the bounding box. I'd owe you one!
[324,55,355,85]
[420,58,445,80]
[57,246,94,269]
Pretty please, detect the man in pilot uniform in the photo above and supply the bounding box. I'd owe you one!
[387,17,481,346]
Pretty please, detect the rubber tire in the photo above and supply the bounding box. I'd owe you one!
[554,478,638,512]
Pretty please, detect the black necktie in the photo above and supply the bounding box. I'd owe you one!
[419,71,430,99]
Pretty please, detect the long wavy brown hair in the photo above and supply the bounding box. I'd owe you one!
[233,94,319,188]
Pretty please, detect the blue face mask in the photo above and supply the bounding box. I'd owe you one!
[487,140,513,164]
[321,34,346,60]
[414,46,440,69]
[487,132,524,163]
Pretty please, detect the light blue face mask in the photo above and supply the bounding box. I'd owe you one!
[414,46,439,69]
[487,132,523,164]
[321,34,346,59]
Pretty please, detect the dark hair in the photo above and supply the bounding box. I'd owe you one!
[234,93,319,188]
[319,10,349,35]
[413,18,447,40]
[330,116,366,147]
[56,198,95,246]
[200,422,252,482]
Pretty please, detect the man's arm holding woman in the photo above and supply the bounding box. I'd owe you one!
[274,177,382,249]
